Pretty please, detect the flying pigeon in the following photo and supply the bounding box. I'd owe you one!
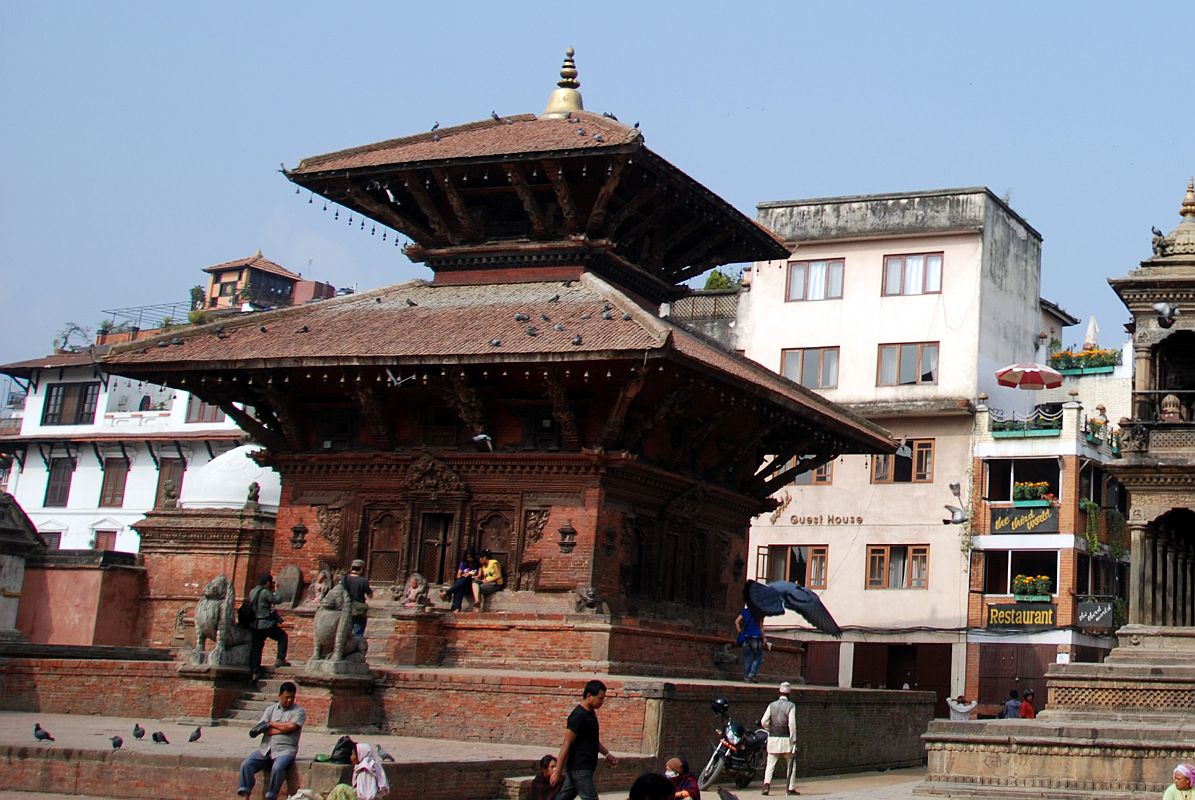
[151,731,170,744]
[188,727,202,742]
[743,579,843,638]
[943,505,967,525]
[110,735,123,750]
[133,723,145,740]
[33,723,54,742]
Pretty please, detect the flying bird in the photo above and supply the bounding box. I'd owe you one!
[1153,302,1181,328]
[189,727,202,742]
[33,723,54,742]
[151,731,169,744]
[406,298,418,307]
[133,723,145,739]
[943,505,968,525]
[110,736,123,750]
[744,579,843,638]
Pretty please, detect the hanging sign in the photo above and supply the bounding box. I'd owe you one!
[990,506,1059,534]
[1077,601,1114,628]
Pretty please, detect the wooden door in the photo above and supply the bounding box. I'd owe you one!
[418,513,453,583]
[366,510,405,584]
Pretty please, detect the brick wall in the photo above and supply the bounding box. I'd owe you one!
[0,659,180,717]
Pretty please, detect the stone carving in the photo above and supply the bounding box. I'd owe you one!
[524,509,550,545]
[316,506,343,549]
[305,569,332,606]
[664,485,704,525]
[713,643,738,666]
[276,564,302,608]
[192,574,251,666]
[310,583,367,663]
[574,584,606,614]
[516,559,541,591]
[403,453,466,496]
[245,481,261,510]
[392,572,430,607]
[162,479,179,510]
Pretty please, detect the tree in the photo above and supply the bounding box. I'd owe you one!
[189,284,206,310]
[703,269,740,291]
[53,321,91,352]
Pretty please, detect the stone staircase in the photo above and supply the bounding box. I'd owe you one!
[219,671,299,726]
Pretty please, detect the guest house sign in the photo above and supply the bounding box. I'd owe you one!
[990,506,1059,534]
[790,515,863,525]
[987,603,1057,628]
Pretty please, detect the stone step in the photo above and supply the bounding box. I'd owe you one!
[230,699,271,711]
[224,708,266,722]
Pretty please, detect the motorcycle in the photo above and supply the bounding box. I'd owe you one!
[697,695,769,789]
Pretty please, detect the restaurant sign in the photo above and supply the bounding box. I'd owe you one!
[987,603,1056,628]
[990,506,1059,534]
[1077,601,1114,628]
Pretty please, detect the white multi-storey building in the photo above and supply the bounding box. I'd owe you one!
[736,188,1080,713]
[0,350,245,551]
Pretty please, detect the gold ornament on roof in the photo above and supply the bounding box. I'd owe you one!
[542,47,584,119]
[1181,177,1195,218]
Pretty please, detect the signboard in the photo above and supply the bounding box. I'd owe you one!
[987,603,1056,628]
[990,506,1059,534]
[1077,601,1114,628]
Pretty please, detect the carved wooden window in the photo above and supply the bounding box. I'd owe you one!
[519,408,561,451]
[421,406,460,447]
[98,457,130,507]
[44,457,75,507]
[93,530,118,552]
[477,512,512,571]
[314,408,360,451]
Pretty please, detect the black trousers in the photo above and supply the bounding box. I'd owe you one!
[250,625,288,673]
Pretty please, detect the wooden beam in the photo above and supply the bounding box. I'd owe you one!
[604,184,660,237]
[544,375,581,449]
[431,168,480,239]
[619,199,678,245]
[758,452,836,496]
[544,160,579,234]
[258,386,306,450]
[215,400,286,451]
[405,174,458,245]
[624,382,693,452]
[648,217,705,268]
[504,163,548,237]
[352,190,437,246]
[355,382,395,450]
[586,160,625,236]
[599,369,647,449]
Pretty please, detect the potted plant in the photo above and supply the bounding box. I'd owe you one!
[1012,481,1052,506]
[1086,418,1106,443]
[1012,573,1051,601]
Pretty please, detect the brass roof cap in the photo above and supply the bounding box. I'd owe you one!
[1181,177,1195,218]
[541,47,584,119]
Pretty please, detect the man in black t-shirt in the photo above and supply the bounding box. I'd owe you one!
[342,559,373,637]
[551,679,619,800]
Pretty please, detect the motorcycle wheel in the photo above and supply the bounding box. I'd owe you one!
[697,751,725,789]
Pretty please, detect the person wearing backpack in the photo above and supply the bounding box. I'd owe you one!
[249,574,290,681]
[1000,689,1021,719]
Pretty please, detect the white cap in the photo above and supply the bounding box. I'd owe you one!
[779,682,791,694]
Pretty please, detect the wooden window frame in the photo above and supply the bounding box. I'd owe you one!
[866,544,930,589]
[786,259,845,302]
[877,342,939,386]
[185,395,226,424]
[881,252,944,296]
[98,457,130,508]
[154,457,185,508]
[44,457,75,507]
[41,382,101,426]
[781,347,840,389]
[93,530,118,552]
[756,544,829,590]
[40,531,62,550]
[872,439,935,484]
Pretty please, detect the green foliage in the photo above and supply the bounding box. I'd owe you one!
[1112,597,1128,629]
[1078,498,1101,552]
[187,309,209,325]
[53,321,91,351]
[160,316,175,331]
[1106,508,1127,560]
[189,284,206,310]
[703,269,739,291]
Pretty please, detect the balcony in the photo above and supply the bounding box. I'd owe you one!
[1118,390,1195,457]
[977,401,1118,457]
[988,407,1062,438]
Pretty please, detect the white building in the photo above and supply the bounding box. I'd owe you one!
[736,187,1079,711]
[0,350,248,551]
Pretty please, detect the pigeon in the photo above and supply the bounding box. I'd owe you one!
[431,121,440,131]
[259,325,269,332]
[110,736,123,750]
[491,111,501,121]
[553,323,564,332]
[602,111,619,120]
[375,744,395,762]
[572,334,583,346]
[602,310,614,320]
[547,294,560,303]
[526,326,538,337]
[514,313,530,322]
[133,723,145,739]
[489,338,502,347]
[1152,225,1165,237]
[633,121,640,129]
[593,134,604,143]
[577,128,587,136]
[621,312,632,321]
[943,505,967,525]
[406,298,418,307]
[33,723,54,742]
[716,788,740,800]
[541,313,551,322]
[297,325,309,333]
[189,727,202,742]
[151,731,169,744]
[744,579,843,638]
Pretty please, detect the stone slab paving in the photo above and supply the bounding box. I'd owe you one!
[597,766,924,800]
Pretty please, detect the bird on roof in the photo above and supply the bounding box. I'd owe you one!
[489,338,502,347]
[110,735,123,749]
[593,134,604,142]
[374,297,381,303]
[602,111,619,121]
[151,731,169,744]
[431,121,440,131]
[406,298,418,307]
[514,313,530,322]
[133,723,145,739]
[547,294,560,303]
[572,334,583,346]
[297,325,309,333]
[577,128,587,136]
[542,313,551,322]
[1152,225,1165,237]
[526,326,538,337]
[621,312,632,321]
[602,310,613,320]
[33,723,54,742]
[491,111,501,121]
[743,579,842,638]
[553,323,564,332]
[189,727,202,742]
[633,121,640,129]
[259,325,269,332]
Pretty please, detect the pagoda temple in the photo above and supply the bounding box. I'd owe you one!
[103,49,894,678]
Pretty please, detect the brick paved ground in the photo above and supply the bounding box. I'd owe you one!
[0,711,924,799]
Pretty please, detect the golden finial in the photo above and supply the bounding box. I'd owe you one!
[541,47,584,119]
[1181,177,1195,218]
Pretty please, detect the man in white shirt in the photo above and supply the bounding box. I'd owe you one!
[946,694,978,721]
[237,681,306,800]
[761,681,799,796]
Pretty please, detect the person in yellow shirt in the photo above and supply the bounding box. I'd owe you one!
[472,549,505,612]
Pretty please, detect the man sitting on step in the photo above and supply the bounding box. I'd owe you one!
[238,681,306,800]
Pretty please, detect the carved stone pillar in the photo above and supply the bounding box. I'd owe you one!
[1139,528,1155,625]
[1153,533,1166,627]
[1133,343,1152,419]
[1128,523,1147,621]
[1166,543,1179,627]
[1180,549,1191,627]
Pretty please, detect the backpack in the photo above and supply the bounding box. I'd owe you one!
[330,735,356,764]
[237,587,260,629]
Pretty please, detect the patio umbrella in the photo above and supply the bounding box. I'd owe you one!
[995,362,1063,390]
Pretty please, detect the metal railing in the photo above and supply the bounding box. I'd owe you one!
[988,406,1063,433]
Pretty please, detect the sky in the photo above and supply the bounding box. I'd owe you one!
[1,2,1192,372]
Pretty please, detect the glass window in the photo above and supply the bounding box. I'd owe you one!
[186,395,225,424]
[787,259,844,302]
[793,460,833,486]
[93,530,118,551]
[758,544,829,590]
[41,383,101,425]
[873,439,935,484]
[878,343,939,386]
[866,545,929,589]
[781,347,840,389]
[883,252,944,296]
[44,457,74,507]
[99,458,130,508]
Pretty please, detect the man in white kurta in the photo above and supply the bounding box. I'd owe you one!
[760,681,799,795]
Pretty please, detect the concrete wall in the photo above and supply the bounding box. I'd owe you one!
[16,556,145,646]
[0,552,24,633]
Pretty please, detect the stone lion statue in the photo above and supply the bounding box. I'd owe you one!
[193,574,251,666]
[310,583,367,662]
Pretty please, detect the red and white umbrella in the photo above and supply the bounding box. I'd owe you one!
[995,363,1063,390]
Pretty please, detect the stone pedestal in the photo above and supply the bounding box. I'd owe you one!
[175,662,253,725]
[389,610,447,666]
[294,671,376,731]
[915,627,1195,799]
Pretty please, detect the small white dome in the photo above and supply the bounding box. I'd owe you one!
[180,444,280,512]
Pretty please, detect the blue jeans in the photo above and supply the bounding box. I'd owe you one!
[556,768,598,800]
[352,616,367,637]
[444,576,474,610]
[238,750,295,800]
[742,637,763,679]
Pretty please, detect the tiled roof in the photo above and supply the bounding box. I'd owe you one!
[0,351,97,377]
[103,274,892,450]
[291,112,638,175]
[203,253,302,281]
[0,431,245,444]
